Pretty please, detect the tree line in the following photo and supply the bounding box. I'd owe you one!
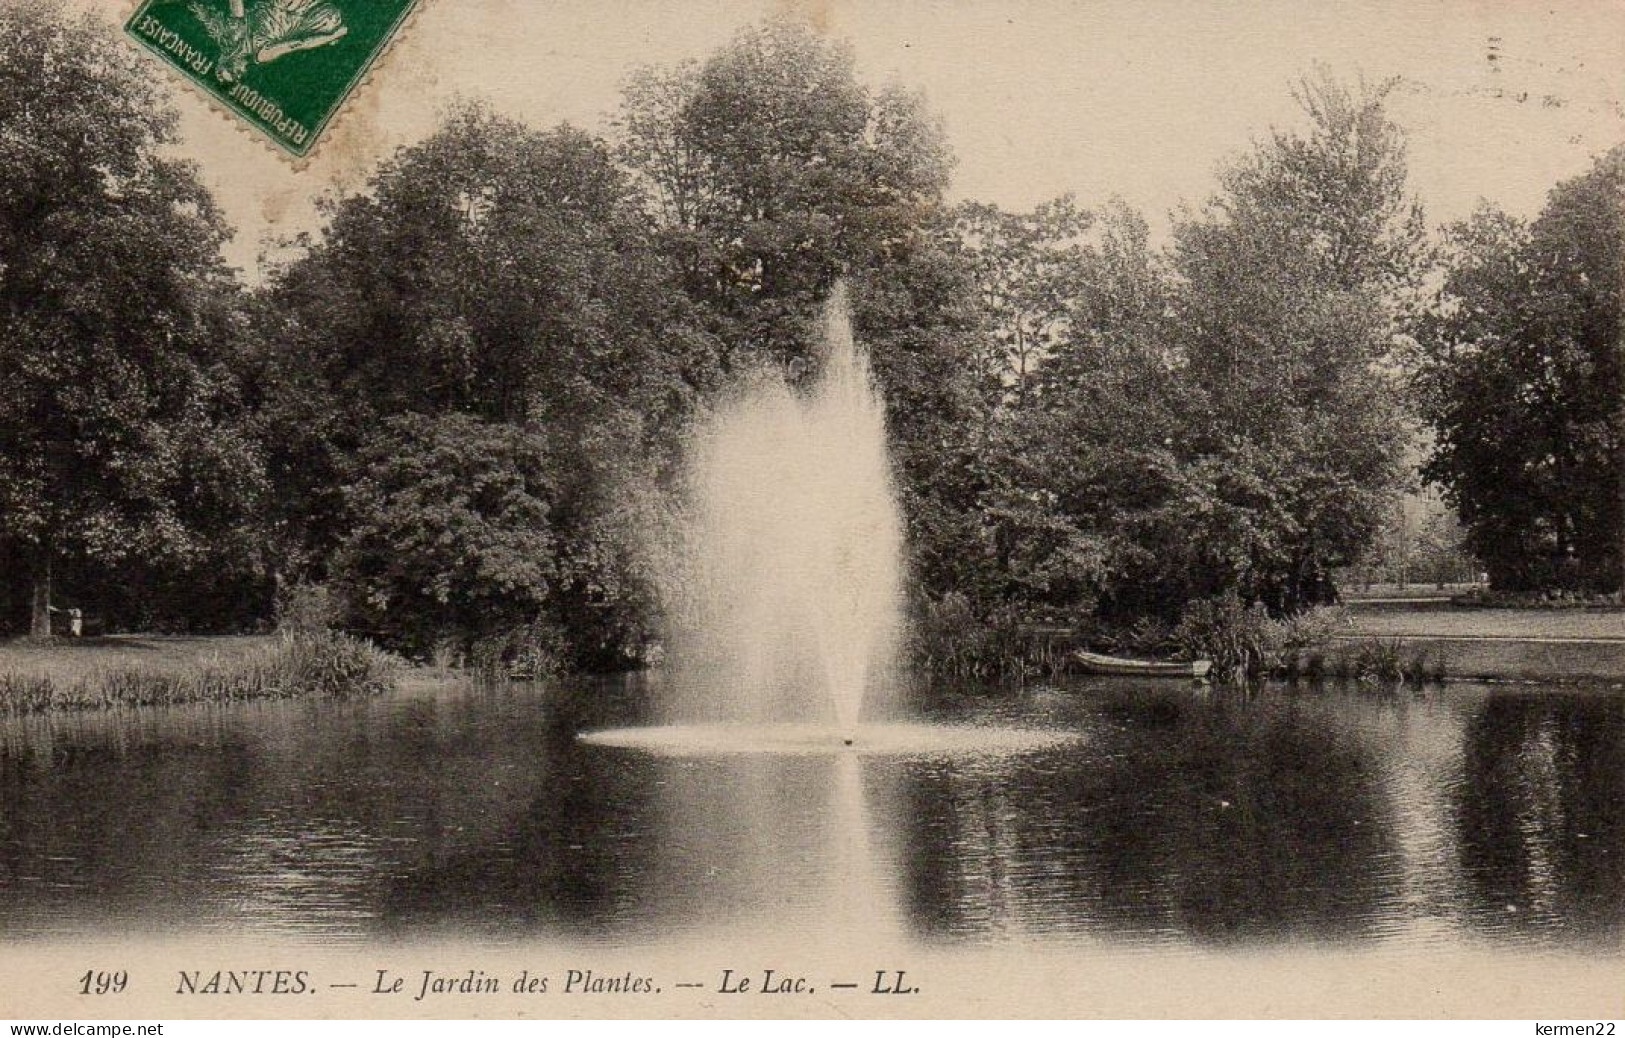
[1,8,1620,668]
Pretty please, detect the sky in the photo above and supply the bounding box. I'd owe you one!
[89,0,1625,276]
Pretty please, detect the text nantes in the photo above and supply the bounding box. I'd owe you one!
[175,970,311,995]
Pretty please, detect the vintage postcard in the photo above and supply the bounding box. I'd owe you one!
[1,0,1623,1024]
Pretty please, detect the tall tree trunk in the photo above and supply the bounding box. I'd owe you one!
[29,551,51,638]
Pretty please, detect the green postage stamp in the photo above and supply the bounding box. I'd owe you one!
[125,0,419,158]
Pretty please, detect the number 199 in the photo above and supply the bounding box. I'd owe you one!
[78,970,127,995]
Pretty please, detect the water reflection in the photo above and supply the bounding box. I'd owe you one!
[1454,693,1625,942]
[899,687,1401,944]
[0,678,1619,953]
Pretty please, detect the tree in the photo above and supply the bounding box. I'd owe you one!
[333,414,560,660]
[1161,73,1423,612]
[939,77,1423,625]
[616,20,985,600]
[953,196,1093,415]
[1418,147,1624,592]
[269,105,716,430]
[955,76,1423,625]
[615,18,960,368]
[260,105,717,664]
[952,200,1177,618]
[0,4,263,636]
[616,19,954,363]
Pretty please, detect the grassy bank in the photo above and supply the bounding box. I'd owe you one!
[0,632,400,714]
[1331,633,1625,684]
[1347,607,1625,641]
[1343,604,1625,683]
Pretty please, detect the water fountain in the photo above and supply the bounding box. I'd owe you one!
[582,282,1071,758]
[663,280,903,735]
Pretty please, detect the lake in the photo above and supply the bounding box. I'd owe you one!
[0,674,1618,960]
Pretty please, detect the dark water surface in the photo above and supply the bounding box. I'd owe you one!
[0,677,1619,951]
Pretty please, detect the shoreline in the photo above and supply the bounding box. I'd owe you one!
[1343,604,1625,684]
[4,611,1623,718]
[0,632,398,716]
[1332,634,1625,685]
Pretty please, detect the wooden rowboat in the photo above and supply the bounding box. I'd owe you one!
[1074,650,1212,679]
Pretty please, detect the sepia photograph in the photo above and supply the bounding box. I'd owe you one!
[0,0,1622,1023]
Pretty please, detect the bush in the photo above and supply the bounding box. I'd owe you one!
[471,619,566,680]
[911,593,993,680]
[1105,615,1178,657]
[909,590,1355,687]
[331,413,561,661]
[1321,638,1446,686]
[1173,593,1348,683]
[1275,604,1349,657]
[1173,594,1278,682]
[1339,638,1405,683]
[909,593,1068,683]
[275,582,339,635]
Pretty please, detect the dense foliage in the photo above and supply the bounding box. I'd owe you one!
[4,10,1619,669]
[0,6,265,636]
[958,76,1422,629]
[254,107,717,668]
[1417,147,1623,593]
[616,21,985,601]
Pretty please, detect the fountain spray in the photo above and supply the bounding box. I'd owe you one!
[661,281,904,737]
